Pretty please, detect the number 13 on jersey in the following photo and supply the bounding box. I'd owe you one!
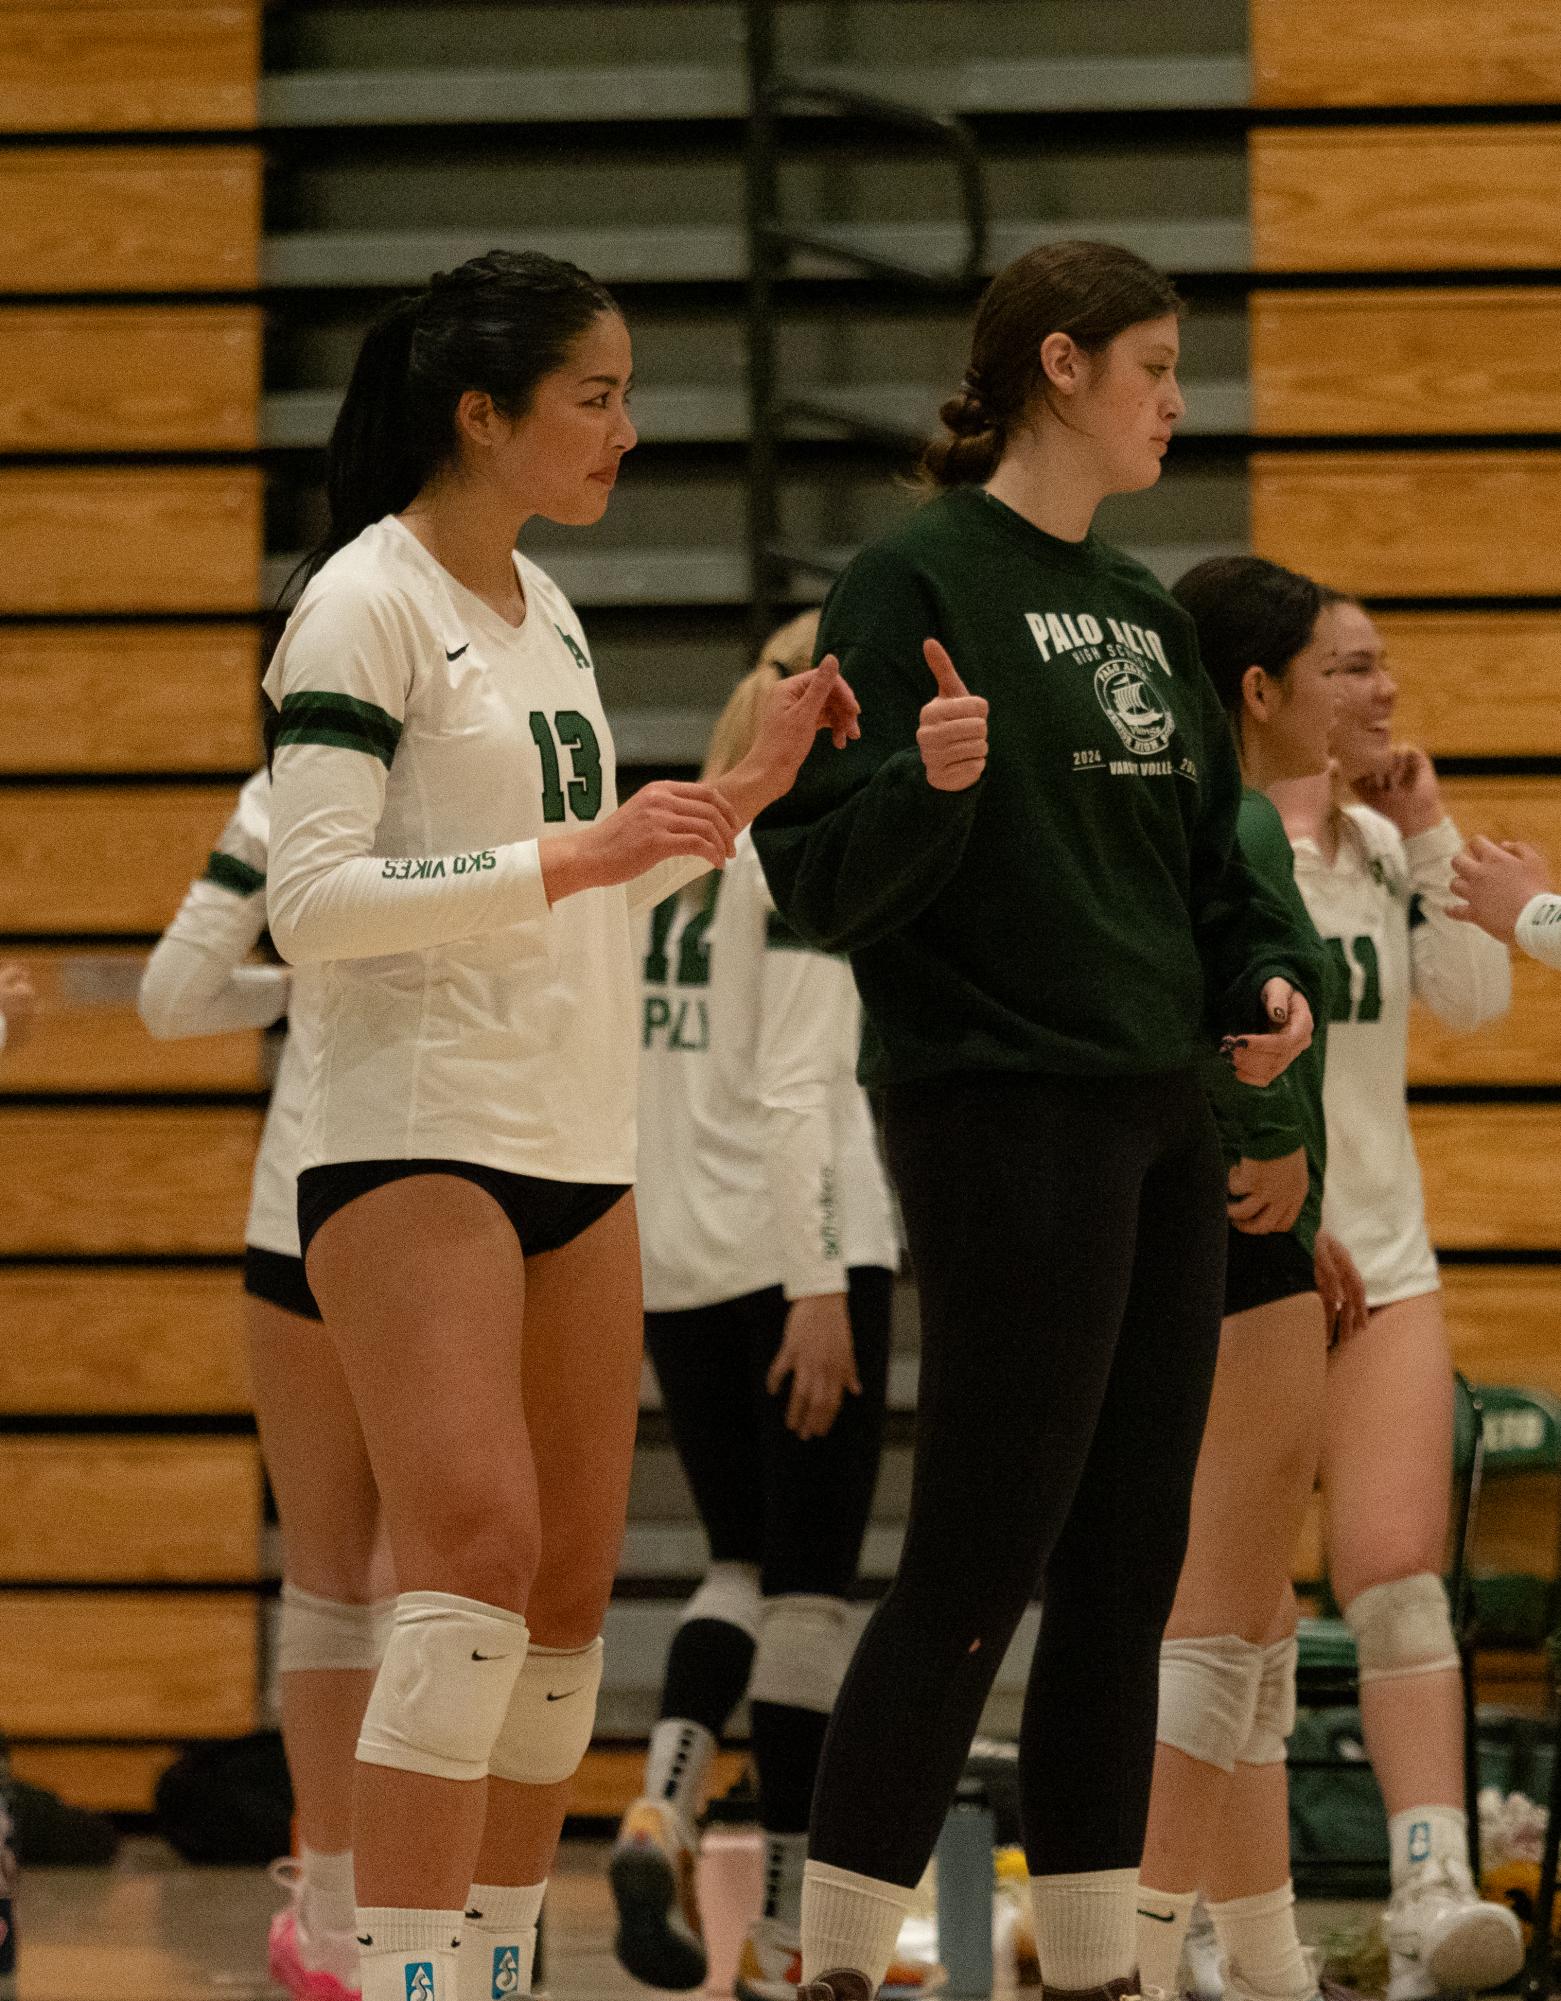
[529,709,603,822]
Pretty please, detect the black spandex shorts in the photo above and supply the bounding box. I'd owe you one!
[243,1246,322,1322]
[296,1158,629,1264]
[1223,1224,1317,1318]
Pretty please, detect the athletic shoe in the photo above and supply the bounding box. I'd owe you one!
[1384,1861,1526,2000]
[266,1859,362,2001]
[733,1917,948,2001]
[1221,1952,1361,2001]
[1183,1901,1224,2001]
[610,1796,706,1990]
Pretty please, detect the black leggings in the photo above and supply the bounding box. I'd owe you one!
[645,1267,894,1599]
[810,1069,1226,1887]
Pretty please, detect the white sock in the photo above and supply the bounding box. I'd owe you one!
[1208,1884,1311,1998]
[1029,1867,1138,1990]
[1389,1806,1470,1892]
[644,1717,716,1836]
[300,1844,357,1938]
[356,1907,464,2001]
[1136,1885,1199,1998]
[763,1831,809,1930]
[801,1858,914,1985]
[459,1882,545,2001]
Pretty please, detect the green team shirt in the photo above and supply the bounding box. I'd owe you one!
[1204,790,1336,1256]
[754,486,1327,1089]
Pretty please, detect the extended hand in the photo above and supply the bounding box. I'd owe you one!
[1227,1147,1308,1236]
[1314,1228,1369,1344]
[1449,835,1552,944]
[917,639,988,793]
[765,1292,861,1439]
[1222,981,1313,1086]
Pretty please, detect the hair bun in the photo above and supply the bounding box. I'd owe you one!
[938,382,997,440]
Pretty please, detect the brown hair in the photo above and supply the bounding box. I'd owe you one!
[921,239,1183,489]
[700,609,821,784]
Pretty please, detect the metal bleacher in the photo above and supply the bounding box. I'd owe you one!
[257,0,1252,1739]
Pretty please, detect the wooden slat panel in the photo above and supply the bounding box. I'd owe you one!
[1252,0,1561,107]
[1252,289,1561,436]
[1252,127,1561,271]
[0,1592,257,1737]
[1444,1267,1561,1403]
[0,1107,260,1254]
[0,949,267,1093]
[0,5,258,132]
[0,146,258,294]
[0,468,261,614]
[0,784,244,933]
[0,625,261,774]
[1251,451,1561,599]
[0,307,259,452]
[0,1438,261,1583]
[0,1266,251,1414]
[8,1743,178,1814]
[1412,1103,1561,1251]
[1375,612,1561,761]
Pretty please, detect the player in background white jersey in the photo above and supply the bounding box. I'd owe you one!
[1259,595,1518,2001]
[1450,838,1561,968]
[263,250,857,2001]
[140,770,394,2001]
[610,613,922,2001]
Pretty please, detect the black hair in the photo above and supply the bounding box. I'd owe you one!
[922,239,1183,488]
[1171,555,1326,719]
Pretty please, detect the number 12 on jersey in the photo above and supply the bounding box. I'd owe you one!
[529,710,603,822]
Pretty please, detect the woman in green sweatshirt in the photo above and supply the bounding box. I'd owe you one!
[1135,556,1356,2001]
[753,240,1326,2001]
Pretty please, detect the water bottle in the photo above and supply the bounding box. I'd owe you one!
[935,1780,995,2000]
[0,1736,17,1999]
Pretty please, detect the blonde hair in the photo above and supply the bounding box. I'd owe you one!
[699,609,821,783]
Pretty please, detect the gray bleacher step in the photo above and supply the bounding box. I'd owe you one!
[597,1599,1041,1739]
[618,1520,907,1585]
[264,377,1250,449]
[261,537,1242,610]
[261,55,1250,128]
[263,217,1251,290]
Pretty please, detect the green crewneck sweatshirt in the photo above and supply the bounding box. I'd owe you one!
[754,486,1327,1089]
[1204,790,1337,1255]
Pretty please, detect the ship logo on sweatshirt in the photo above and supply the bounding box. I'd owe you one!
[1095,659,1173,757]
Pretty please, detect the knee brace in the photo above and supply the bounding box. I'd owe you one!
[679,1561,763,1642]
[749,1594,851,1716]
[1242,1634,1298,1765]
[488,1636,605,1786]
[277,1582,396,1674]
[357,1590,528,1782]
[1344,1573,1458,1684]
[1157,1634,1264,1774]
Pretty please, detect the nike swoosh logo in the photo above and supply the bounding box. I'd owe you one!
[446,643,470,661]
[1137,1910,1176,1923]
[357,1934,373,1946]
[471,1650,508,1661]
[546,1685,586,1701]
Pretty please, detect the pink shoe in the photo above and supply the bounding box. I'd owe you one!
[268,1860,363,2001]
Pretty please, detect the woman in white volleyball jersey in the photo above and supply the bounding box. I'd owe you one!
[1270,594,1517,2001]
[611,614,910,2001]
[262,250,856,2001]
[140,769,393,2001]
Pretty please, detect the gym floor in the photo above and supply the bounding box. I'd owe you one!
[20,1837,1375,2001]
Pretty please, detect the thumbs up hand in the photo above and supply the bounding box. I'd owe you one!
[917,638,988,793]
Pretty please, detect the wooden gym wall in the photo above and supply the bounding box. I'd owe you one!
[0,1,265,1812]
[1249,1,1561,1409]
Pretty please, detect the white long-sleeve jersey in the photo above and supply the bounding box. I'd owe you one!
[637,832,898,1313]
[1293,808,1511,1306]
[1517,893,1561,969]
[138,768,316,1259]
[263,516,697,1182]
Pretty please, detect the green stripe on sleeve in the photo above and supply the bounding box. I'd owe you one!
[202,850,265,896]
[275,690,403,767]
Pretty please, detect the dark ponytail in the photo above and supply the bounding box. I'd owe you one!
[921,239,1182,489]
[1171,556,1325,721]
[273,248,619,624]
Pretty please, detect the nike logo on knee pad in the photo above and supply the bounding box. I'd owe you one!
[1137,1910,1176,1923]
[472,1650,508,1661]
[546,1685,585,1701]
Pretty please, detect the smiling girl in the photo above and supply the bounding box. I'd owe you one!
[755,240,1324,2001]
[263,250,857,2001]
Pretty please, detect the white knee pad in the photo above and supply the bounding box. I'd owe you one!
[1157,1634,1264,1774]
[488,1636,605,1786]
[1345,1573,1458,1684]
[277,1583,396,1674]
[357,1590,528,1783]
[1242,1635,1298,1765]
[679,1561,763,1642]
[749,1594,851,1716]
